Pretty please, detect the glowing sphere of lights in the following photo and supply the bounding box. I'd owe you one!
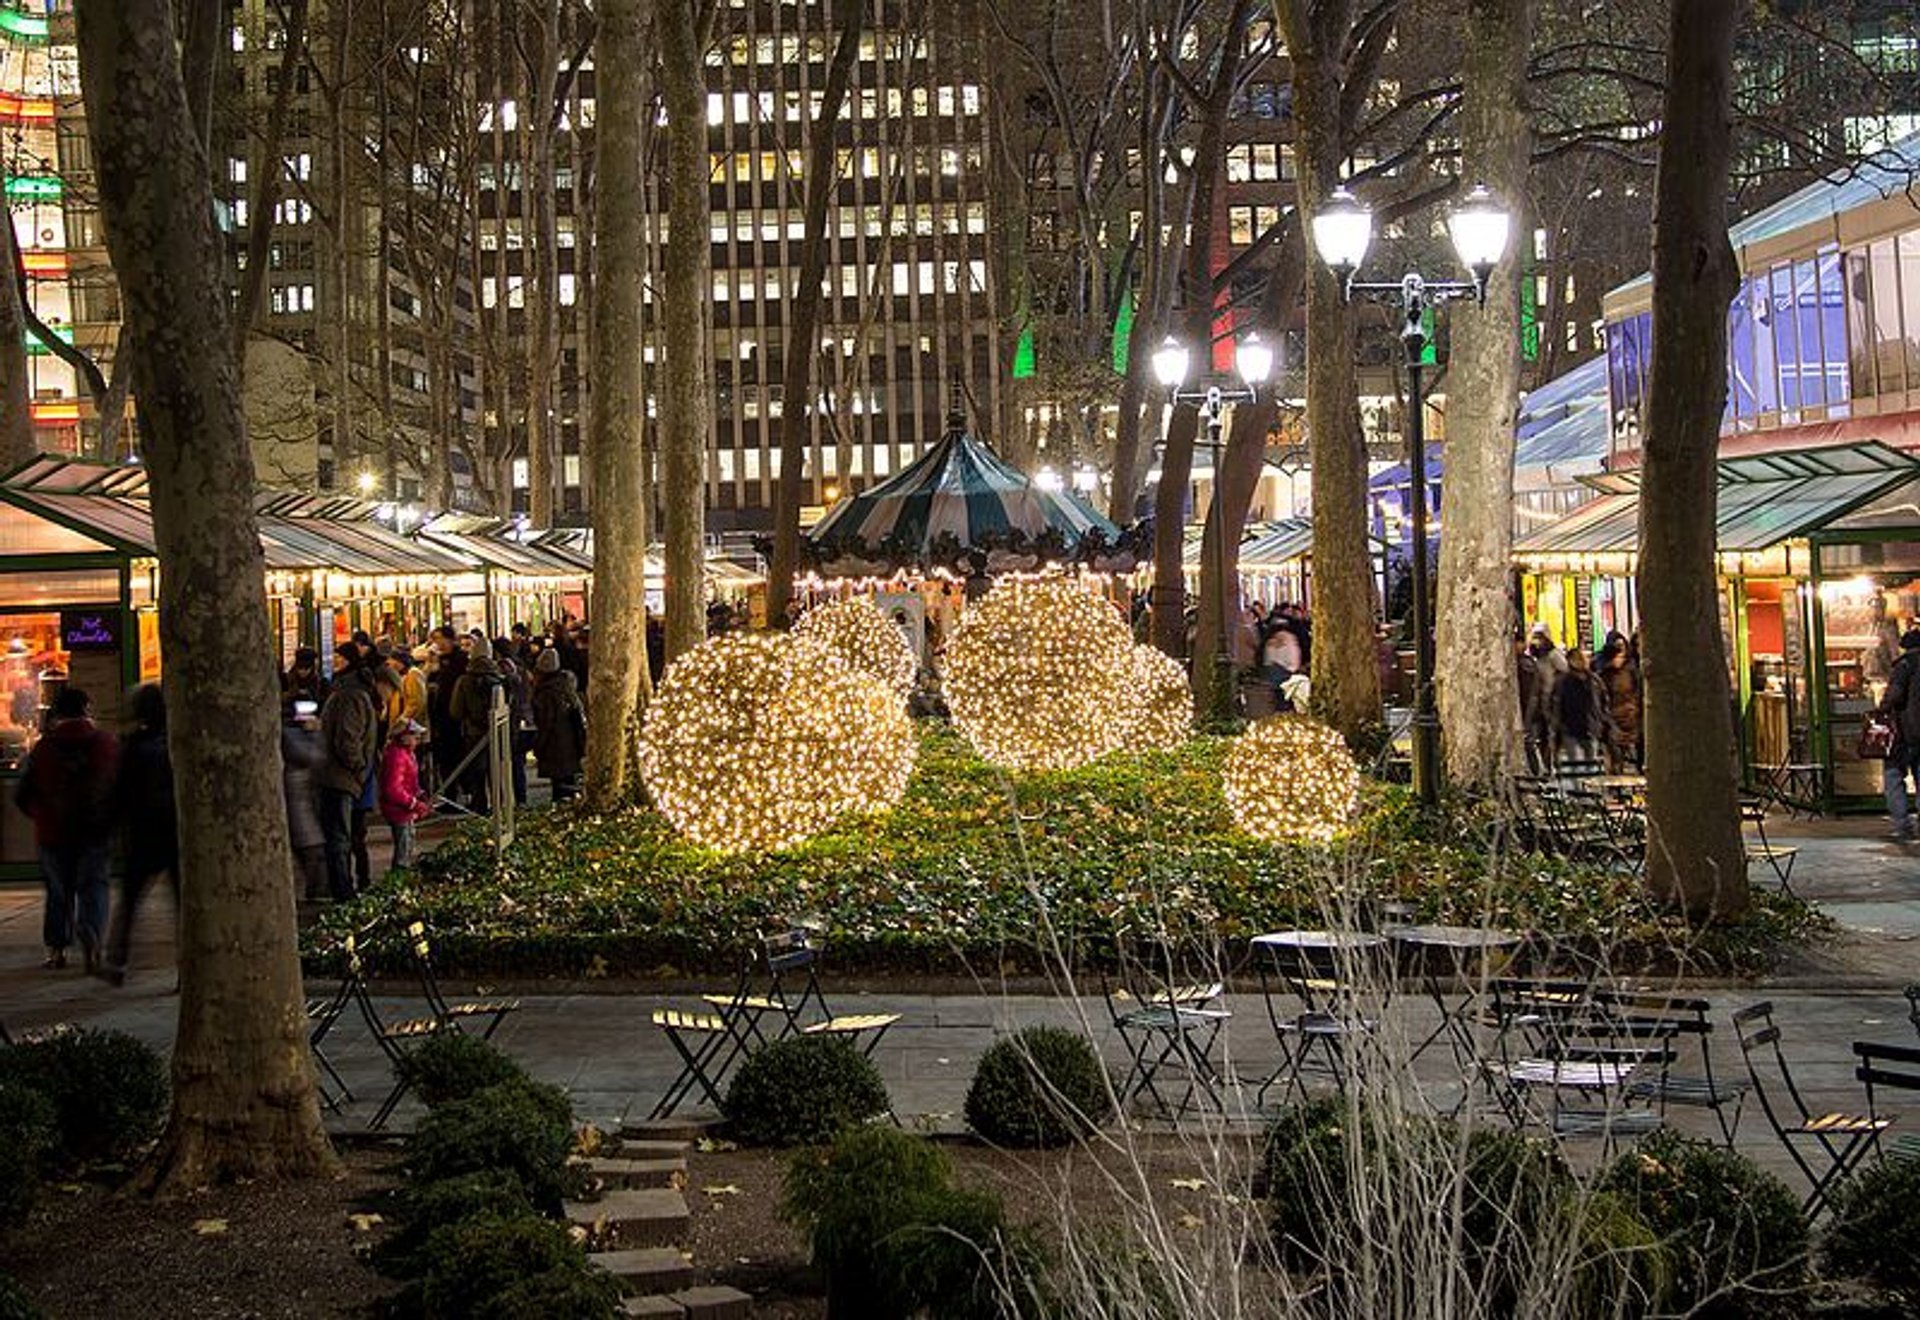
[793,596,918,700]
[1124,645,1193,751]
[944,577,1137,771]
[639,633,917,853]
[1222,715,1361,844]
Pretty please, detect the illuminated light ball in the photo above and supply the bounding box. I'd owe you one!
[1124,644,1193,751]
[1222,714,1362,844]
[793,596,918,700]
[639,632,917,853]
[945,576,1137,771]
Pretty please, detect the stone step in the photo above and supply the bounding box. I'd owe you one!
[564,1188,691,1248]
[621,1285,754,1319]
[588,1246,695,1294]
[581,1155,687,1190]
[615,1139,693,1160]
[620,1116,725,1144]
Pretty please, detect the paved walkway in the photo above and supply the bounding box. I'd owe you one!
[0,807,1915,1192]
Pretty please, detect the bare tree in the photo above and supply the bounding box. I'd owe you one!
[1434,0,1532,790]
[0,216,35,468]
[654,0,714,660]
[75,0,334,1188]
[584,0,653,806]
[1637,0,1750,921]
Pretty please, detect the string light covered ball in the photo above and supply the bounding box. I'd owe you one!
[1222,714,1362,844]
[793,596,918,700]
[639,633,917,852]
[1124,644,1192,751]
[944,577,1139,771]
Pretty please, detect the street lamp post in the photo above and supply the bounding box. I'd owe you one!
[1310,182,1511,809]
[1151,331,1275,719]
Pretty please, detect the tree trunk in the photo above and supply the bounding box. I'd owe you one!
[655,0,709,661]
[1435,0,1531,790]
[524,0,561,527]
[0,216,36,468]
[232,0,309,353]
[584,0,651,808]
[766,0,861,626]
[1277,0,1381,745]
[1638,0,1749,922]
[74,0,335,1190]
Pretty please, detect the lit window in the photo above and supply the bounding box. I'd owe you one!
[559,274,576,305]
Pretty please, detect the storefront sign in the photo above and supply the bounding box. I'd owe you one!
[58,608,119,652]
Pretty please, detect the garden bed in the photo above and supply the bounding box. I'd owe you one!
[309,728,1825,981]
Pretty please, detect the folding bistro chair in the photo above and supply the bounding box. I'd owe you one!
[343,935,457,1129]
[1481,978,1667,1148]
[1739,797,1799,895]
[1102,934,1230,1118]
[1599,990,1747,1145]
[648,1007,736,1119]
[404,920,520,1040]
[306,961,358,1112]
[1732,1002,1886,1216]
[701,927,831,1048]
[1250,932,1385,1109]
[1852,1039,1920,1163]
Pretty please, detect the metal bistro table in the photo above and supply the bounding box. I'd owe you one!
[1250,930,1390,1105]
[1385,924,1524,1071]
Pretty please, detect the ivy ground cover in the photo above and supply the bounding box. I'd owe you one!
[310,727,1821,979]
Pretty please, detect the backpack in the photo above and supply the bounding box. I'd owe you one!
[35,730,111,838]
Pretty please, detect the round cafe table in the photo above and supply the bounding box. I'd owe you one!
[1384,924,1525,1068]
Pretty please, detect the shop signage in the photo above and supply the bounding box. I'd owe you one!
[59,608,119,652]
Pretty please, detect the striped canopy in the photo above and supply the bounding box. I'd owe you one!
[802,414,1140,577]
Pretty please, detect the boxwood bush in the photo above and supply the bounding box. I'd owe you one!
[0,1273,40,1320]
[0,1082,55,1223]
[307,728,1819,980]
[1821,1156,1920,1298]
[414,1212,617,1320]
[378,1170,537,1278]
[397,1033,529,1108]
[405,1078,577,1213]
[964,1026,1111,1148]
[782,1125,1030,1320]
[0,1028,167,1165]
[725,1036,890,1147]
[1598,1129,1808,1317]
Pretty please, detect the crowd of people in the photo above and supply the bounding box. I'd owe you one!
[1518,623,1643,773]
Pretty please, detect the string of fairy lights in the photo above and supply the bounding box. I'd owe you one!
[1222,714,1363,844]
[638,632,917,853]
[639,576,1361,852]
[792,596,919,700]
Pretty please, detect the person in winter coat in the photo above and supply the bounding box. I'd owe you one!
[1597,633,1643,772]
[282,707,326,900]
[378,720,435,872]
[531,647,586,801]
[15,687,119,970]
[1525,624,1570,768]
[102,684,177,984]
[493,637,532,808]
[451,652,504,813]
[427,632,467,803]
[282,646,328,715]
[318,658,395,901]
[1876,628,1920,843]
[1550,648,1611,766]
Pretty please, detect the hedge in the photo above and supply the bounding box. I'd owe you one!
[308,727,1823,979]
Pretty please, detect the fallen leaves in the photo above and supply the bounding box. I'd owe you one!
[191,1218,229,1237]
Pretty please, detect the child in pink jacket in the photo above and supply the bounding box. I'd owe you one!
[378,720,434,873]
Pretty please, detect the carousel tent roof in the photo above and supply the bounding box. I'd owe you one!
[804,412,1134,576]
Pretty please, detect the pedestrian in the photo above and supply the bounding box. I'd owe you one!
[1597,633,1643,772]
[531,646,586,801]
[15,688,118,971]
[1875,627,1920,843]
[428,629,467,803]
[451,649,505,813]
[317,654,395,901]
[102,684,177,984]
[1525,623,1569,769]
[1550,647,1611,767]
[378,720,434,871]
[282,703,327,901]
[1516,631,1543,773]
[493,636,533,807]
[282,645,327,715]
[1261,616,1303,707]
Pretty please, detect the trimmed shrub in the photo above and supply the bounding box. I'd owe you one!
[1822,1156,1920,1297]
[397,1033,529,1108]
[725,1036,889,1147]
[964,1026,1111,1149]
[0,1082,56,1223]
[0,1272,41,1320]
[377,1170,537,1277]
[1564,1190,1671,1320]
[1598,1129,1809,1317]
[405,1078,576,1212]
[0,1028,167,1165]
[782,1126,1029,1320]
[415,1212,614,1320]
[478,1267,623,1320]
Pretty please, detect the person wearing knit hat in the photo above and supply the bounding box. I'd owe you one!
[536,647,561,674]
[531,642,584,801]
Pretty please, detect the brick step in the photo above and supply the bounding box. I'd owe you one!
[588,1246,695,1294]
[623,1285,753,1319]
[564,1188,691,1248]
[580,1155,687,1190]
[620,1116,725,1144]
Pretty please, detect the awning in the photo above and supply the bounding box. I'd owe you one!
[1516,440,1920,561]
